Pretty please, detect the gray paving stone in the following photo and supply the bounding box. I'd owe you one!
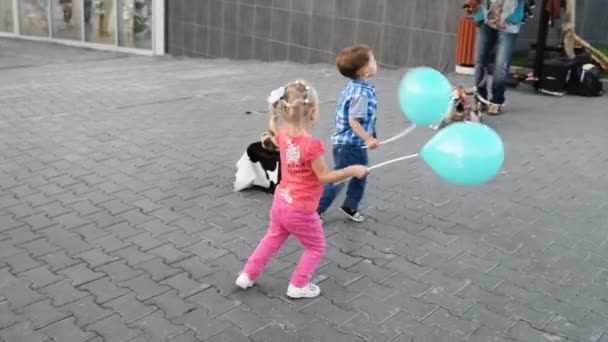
[18,299,69,329]
[174,256,220,280]
[159,272,211,299]
[58,263,105,287]
[111,245,155,267]
[119,274,171,301]
[39,279,89,307]
[58,295,114,328]
[508,320,565,342]
[0,320,51,342]
[145,290,195,319]
[148,244,192,264]
[95,260,144,283]
[5,252,43,273]
[174,308,232,341]
[133,258,181,281]
[39,316,95,342]
[88,314,143,342]
[0,300,20,329]
[186,287,241,318]
[16,265,64,289]
[104,292,158,324]
[339,313,401,342]
[132,310,189,341]
[204,326,251,342]
[301,296,359,326]
[79,277,129,304]
[0,268,45,308]
[43,251,81,272]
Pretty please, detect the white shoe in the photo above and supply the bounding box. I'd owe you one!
[235,273,254,290]
[286,283,321,299]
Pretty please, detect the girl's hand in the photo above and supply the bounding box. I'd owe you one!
[366,138,380,150]
[350,165,369,179]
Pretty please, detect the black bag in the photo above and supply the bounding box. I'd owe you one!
[567,63,604,97]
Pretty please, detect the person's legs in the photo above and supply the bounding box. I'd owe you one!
[490,30,518,106]
[475,23,499,104]
[242,200,290,280]
[342,147,368,212]
[317,145,347,215]
[286,210,325,291]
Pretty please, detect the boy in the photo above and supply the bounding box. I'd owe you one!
[317,45,379,223]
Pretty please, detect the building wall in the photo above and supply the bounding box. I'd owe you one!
[167,0,608,68]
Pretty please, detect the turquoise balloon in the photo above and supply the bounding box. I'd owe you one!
[421,122,505,185]
[398,67,452,126]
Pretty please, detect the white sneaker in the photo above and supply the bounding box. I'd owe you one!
[339,207,365,223]
[235,273,254,290]
[286,283,321,299]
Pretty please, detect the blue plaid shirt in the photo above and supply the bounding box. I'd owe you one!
[332,80,377,146]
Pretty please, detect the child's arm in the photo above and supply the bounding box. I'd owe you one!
[348,117,379,149]
[347,95,379,149]
[311,156,367,184]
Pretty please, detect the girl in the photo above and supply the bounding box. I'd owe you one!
[235,80,368,299]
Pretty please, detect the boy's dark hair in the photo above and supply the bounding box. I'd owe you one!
[336,45,372,80]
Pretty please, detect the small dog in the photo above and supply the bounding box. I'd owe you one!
[433,86,482,130]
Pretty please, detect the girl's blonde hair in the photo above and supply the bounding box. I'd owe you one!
[269,80,319,125]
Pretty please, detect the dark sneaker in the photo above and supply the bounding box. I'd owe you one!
[339,207,365,223]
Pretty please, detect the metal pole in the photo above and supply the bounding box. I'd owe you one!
[533,0,550,90]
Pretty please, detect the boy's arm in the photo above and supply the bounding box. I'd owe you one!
[347,95,379,149]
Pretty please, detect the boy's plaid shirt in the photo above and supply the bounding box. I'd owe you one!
[332,79,377,146]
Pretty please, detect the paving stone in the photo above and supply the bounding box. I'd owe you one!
[17,213,53,232]
[59,295,114,328]
[145,290,195,319]
[19,238,60,258]
[93,235,131,253]
[173,256,220,280]
[204,326,252,342]
[0,320,50,342]
[105,292,158,324]
[186,287,241,318]
[131,310,189,341]
[16,265,64,289]
[88,314,143,342]
[423,308,480,339]
[148,243,192,264]
[301,296,359,325]
[299,319,353,342]
[104,222,142,239]
[250,322,301,342]
[0,300,20,329]
[339,313,401,342]
[43,251,81,272]
[79,277,129,303]
[174,308,232,341]
[58,263,105,287]
[111,245,155,266]
[76,248,120,268]
[39,316,95,342]
[185,241,229,262]
[127,233,166,252]
[39,279,89,306]
[422,287,476,317]
[19,299,69,329]
[133,258,181,281]
[159,272,210,298]
[119,274,171,301]
[5,252,43,273]
[95,260,144,283]
[508,320,566,342]
[0,268,44,308]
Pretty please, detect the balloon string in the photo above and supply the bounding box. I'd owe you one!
[363,124,417,149]
[369,153,420,170]
[335,153,420,185]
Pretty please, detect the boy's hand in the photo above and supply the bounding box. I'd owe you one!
[366,138,380,150]
[350,165,369,179]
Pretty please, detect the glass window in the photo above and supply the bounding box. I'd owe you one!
[51,0,83,40]
[0,0,13,32]
[118,0,152,49]
[19,0,50,37]
[84,0,115,44]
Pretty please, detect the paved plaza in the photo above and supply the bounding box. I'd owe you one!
[1,38,608,342]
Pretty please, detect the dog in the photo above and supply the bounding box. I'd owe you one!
[433,86,483,130]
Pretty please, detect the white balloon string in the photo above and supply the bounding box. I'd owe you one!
[368,153,420,171]
[362,124,417,149]
[335,153,420,185]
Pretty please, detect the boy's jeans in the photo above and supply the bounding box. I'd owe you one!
[475,22,518,105]
[317,145,368,214]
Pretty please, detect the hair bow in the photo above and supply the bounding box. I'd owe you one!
[267,87,286,104]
